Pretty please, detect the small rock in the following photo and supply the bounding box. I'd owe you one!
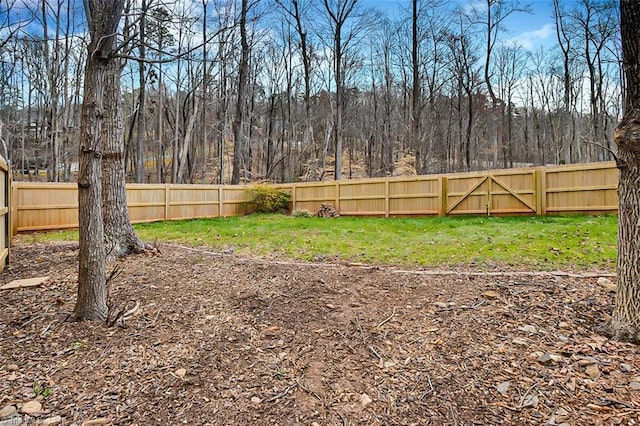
[630,382,640,390]
[621,363,633,373]
[597,277,617,292]
[521,394,539,408]
[519,325,537,333]
[0,417,23,426]
[360,393,372,407]
[6,365,18,372]
[585,365,600,380]
[558,321,570,329]
[433,302,449,308]
[174,368,186,378]
[481,290,499,299]
[311,423,320,426]
[538,353,563,365]
[250,396,262,404]
[512,338,529,345]
[0,406,16,418]
[19,400,42,415]
[42,416,63,426]
[496,381,510,395]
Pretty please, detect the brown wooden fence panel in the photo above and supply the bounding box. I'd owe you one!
[221,186,250,216]
[543,162,618,213]
[167,184,221,220]
[285,182,337,213]
[12,183,251,232]
[387,176,441,216]
[10,162,620,235]
[13,183,78,233]
[126,184,169,223]
[339,179,387,216]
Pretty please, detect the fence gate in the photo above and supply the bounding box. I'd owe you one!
[445,171,537,216]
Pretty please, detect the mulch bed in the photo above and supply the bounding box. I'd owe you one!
[0,241,637,425]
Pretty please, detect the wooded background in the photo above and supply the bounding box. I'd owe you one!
[1,0,621,185]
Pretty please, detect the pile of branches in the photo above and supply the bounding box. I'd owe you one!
[317,203,340,218]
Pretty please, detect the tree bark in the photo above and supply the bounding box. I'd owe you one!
[610,0,640,342]
[101,28,144,259]
[73,0,126,321]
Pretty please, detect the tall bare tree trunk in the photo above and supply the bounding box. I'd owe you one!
[74,0,126,321]
[101,27,144,259]
[411,0,421,174]
[611,0,640,342]
[231,0,249,184]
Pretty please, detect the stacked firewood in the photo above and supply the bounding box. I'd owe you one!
[317,203,340,218]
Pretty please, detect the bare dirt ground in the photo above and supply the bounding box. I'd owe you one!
[0,241,637,425]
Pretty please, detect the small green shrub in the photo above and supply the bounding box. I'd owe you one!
[249,184,291,213]
[292,209,313,218]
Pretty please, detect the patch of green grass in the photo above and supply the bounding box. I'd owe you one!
[23,214,618,271]
[135,214,617,271]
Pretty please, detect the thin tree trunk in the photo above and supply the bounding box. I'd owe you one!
[231,0,249,185]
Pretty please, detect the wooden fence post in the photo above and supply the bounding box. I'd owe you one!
[385,180,390,218]
[10,182,16,237]
[291,184,297,212]
[535,168,547,215]
[164,184,170,220]
[335,181,340,212]
[218,186,224,217]
[439,176,448,217]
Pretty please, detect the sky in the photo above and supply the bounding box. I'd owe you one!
[358,0,561,51]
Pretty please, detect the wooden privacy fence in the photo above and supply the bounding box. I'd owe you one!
[12,183,249,234]
[278,161,618,217]
[0,156,9,271]
[12,162,619,234]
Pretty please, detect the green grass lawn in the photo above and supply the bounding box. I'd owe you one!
[32,214,617,271]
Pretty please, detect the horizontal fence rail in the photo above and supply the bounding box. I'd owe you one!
[11,162,619,235]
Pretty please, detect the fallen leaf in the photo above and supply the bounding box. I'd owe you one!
[481,290,499,299]
[585,365,600,380]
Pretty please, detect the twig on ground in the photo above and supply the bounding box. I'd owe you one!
[40,320,57,337]
[122,300,140,319]
[377,306,396,328]
[370,345,383,360]
[518,382,539,409]
[264,384,298,403]
[150,308,162,326]
[337,411,348,426]
[354,314,366,344]
[295,378,323,402]
[422,376,434,399]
